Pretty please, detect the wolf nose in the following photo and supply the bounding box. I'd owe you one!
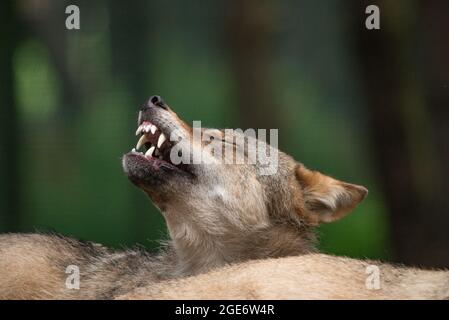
[150,95,162,105]
[143,95,167,110]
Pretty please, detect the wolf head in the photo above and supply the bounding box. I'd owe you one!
[122,96,368,274]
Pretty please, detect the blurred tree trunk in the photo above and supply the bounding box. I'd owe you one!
[418,0,449,266]
[109,0,153,243]
[225,0,280,129]
[353,0,449,267]
[0,1,20,231]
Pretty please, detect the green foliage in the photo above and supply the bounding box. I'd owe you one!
[7,1,390,259]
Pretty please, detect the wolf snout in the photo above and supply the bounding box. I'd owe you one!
[138,95,170,125]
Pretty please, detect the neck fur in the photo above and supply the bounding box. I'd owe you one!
[167,221,317,276]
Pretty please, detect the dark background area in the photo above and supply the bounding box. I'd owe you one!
[1,0,448,268]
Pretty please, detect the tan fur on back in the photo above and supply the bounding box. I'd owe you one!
[117,254,449,300]
[0,234,66,299]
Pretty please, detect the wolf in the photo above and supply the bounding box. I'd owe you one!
[2,95,445,300]
[0,95,368,299]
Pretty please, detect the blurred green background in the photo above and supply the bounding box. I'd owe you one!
[1,0,449,267]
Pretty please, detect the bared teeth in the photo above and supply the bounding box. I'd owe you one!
[133,122,170,159]
[145,146,155,158]
[157,133,166,148]
[135,122,160,135]
[136,134,150,150]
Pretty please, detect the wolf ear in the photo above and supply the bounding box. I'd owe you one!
[295,165,368,225]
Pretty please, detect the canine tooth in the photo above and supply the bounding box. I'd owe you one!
[145,146,155,157]
[150,125,157,134]
[157,133,166,148]
[136,135,148,150]
[135,126,143,136]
